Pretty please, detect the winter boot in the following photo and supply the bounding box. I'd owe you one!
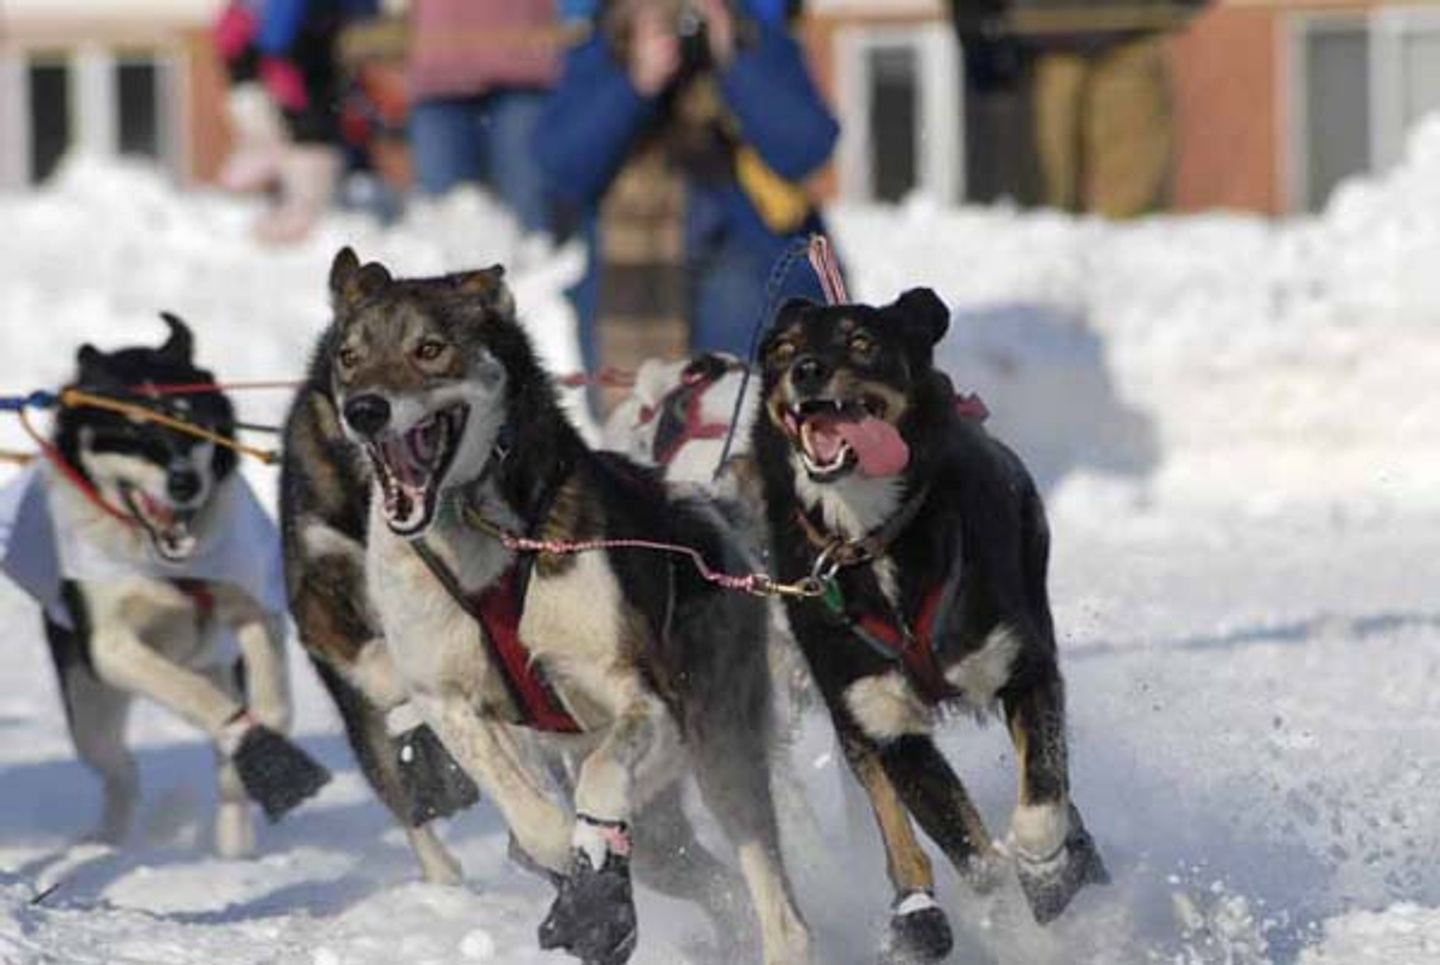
[538,816,638,965]
[881,890,953,963]
[218,83,285,193]
[1014,803,1109,924]
[253,144,340,244]
[394,723,480,826]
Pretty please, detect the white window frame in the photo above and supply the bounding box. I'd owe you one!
[1371,6,1440,172]
[1286,8,1440,211]
[0,51,27,190]
[834,22,964,205]
[112,47,185,172]
[1284,12,1369,213]
[1,43,185,188]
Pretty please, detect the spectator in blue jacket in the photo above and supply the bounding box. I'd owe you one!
[536,0,839,373]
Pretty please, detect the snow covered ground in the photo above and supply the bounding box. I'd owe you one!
[0,121,1438,963]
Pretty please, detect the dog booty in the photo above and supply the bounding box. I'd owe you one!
[394,723,481,826]
[230,724,332,823]
[1015,804,1109,924]
[882,890,953,963]
[538,844,637,965]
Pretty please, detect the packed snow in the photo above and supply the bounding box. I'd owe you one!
[1,119,1439,963]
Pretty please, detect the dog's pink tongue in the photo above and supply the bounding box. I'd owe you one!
[838,417,910,477]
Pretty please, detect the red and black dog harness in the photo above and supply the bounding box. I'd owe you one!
[635,354,742,468]
[411,529,582,734]
[796,484,964,705]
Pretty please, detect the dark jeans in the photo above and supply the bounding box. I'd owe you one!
[408,89,551,234]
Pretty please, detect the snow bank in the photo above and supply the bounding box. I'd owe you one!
[833,116,1440,517]
[0,158,588,504]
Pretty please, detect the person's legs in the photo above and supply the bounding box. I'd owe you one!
[1083,35,1172,218]
[409,98,484,197]
[1031,51,1088,213]
[478,89,553,235]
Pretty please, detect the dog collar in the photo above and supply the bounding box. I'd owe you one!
[793,480,933,581]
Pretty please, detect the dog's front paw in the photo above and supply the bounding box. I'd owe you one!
[395,723,481,825]
[538,818,637,965]
[881,890,952,964]
[1014,805,1109,924]
[226,719,332,822]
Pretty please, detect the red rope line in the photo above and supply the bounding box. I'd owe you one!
[140,379,303,396]
[556,367,636,390]
[17,407,136,525]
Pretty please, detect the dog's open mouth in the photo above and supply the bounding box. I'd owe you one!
[782,396,909,481]
[366,404,469,536]
[118,483,199,561]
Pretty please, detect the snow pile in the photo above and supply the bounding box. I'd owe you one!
[0,157,588,499]
[1299,903,1440,964]
[834,116,1440,516]
[1,125,1440,964]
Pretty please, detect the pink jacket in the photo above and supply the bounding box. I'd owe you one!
[408,0,560,101]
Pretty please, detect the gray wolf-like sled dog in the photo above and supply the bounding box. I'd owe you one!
[292,248,811,965]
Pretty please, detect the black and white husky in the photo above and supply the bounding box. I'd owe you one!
[322,248,812,965]
[0,317,328,855]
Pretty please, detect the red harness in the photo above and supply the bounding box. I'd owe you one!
[848,579,958,705]
[636,357,738,468]
[467,565,581,734]
[412,541,581,734]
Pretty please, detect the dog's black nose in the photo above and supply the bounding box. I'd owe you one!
[343,394,391,437]
[791,355,831,393]
[167,468,201,503]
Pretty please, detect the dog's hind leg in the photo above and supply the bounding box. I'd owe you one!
[631,783,750,957]
[52,656,138,845]
[688,713,812,965]
[876,734,998,888]
[1002,665,1108,924]
[312,657,463,884]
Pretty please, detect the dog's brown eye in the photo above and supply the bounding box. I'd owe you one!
[849,334,876,359]
[415,339,447,362]
[338,347,359,369]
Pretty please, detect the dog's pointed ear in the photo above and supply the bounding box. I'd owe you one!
[892,288,950,349]
[76,344,106,380]
[760,297,815,358]
[329,247,391,308]
[158,312,194,362]
[449,264,514,317]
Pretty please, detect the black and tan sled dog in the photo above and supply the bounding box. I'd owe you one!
[751,290,1108,961]
[306,248,811,965]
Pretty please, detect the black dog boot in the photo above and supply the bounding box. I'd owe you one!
[881,890,953,964]
[1014,804,1109,924]
[225,716,331,822]
[538,816,638,965]
[394,723,480,826]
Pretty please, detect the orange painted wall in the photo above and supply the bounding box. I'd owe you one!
[1168,5,1284,214]
[184,28,231,186]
